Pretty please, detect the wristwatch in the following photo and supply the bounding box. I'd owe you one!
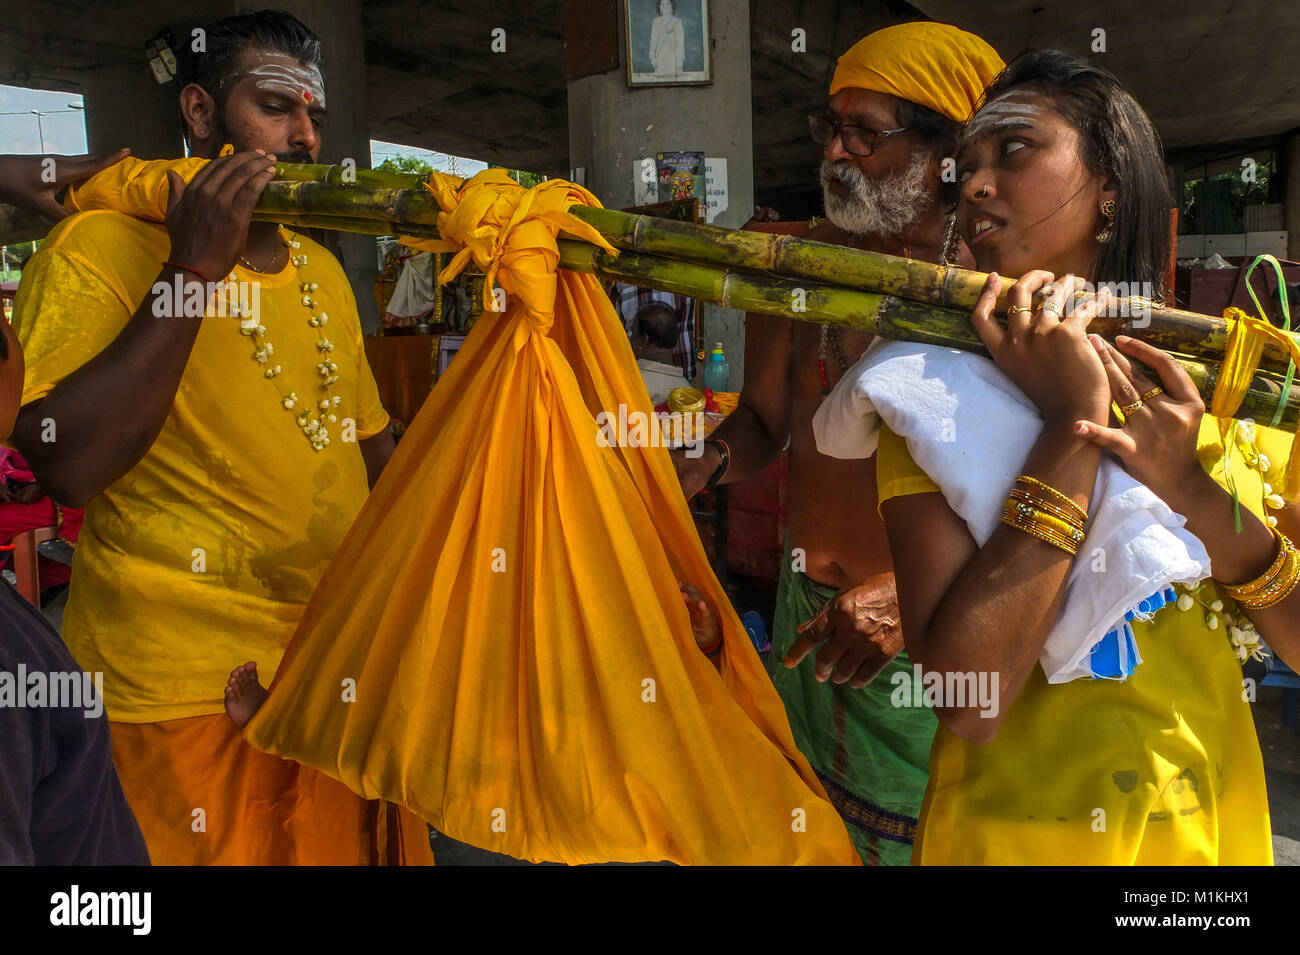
[703,438,730,489]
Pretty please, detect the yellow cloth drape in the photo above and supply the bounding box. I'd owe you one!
[234,169,859,864]
[1210,305,1300,500]
[875,421,1274,864]
[63,154,209,215]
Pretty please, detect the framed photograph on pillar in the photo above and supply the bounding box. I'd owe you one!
[624,0,712,88]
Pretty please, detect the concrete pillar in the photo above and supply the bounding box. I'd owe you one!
[275,0,379,333]
[567,0,754,388]
[1286,134,1300,262]
[83,62,184,159]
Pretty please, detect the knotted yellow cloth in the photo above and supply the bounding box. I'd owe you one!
[1211,305,1300,502]
[218,168,855,864]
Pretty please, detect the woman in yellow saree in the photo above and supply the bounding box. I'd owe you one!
[867,50,1299,864]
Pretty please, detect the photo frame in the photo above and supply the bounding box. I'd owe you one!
[624,0,712,88]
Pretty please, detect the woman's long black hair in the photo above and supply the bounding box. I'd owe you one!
[980,50,1172,299]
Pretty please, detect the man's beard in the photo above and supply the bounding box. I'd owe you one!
[819,151,933,238]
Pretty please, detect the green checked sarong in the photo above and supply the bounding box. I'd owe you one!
[767,544,936,865]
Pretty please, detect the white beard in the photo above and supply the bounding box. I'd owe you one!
[820,152,933,238]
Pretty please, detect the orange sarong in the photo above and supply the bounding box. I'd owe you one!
[110,715,433,865]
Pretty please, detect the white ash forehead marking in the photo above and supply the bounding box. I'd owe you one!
[245,63,326,108]
[964,94,1045,140]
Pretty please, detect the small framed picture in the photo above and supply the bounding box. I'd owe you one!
[624,0,712,88]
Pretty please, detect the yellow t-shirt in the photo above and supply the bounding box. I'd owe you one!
[876,418,1275,864]
[12,210,389,722]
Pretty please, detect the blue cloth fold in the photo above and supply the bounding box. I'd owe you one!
[1088,588,1178,678]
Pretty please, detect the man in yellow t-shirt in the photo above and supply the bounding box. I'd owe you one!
[8,9,431,865]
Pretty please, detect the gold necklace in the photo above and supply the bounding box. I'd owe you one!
[225,226,342,451]
[238,246,283,272]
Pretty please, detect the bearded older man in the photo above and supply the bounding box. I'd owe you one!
[675,22,1003,865]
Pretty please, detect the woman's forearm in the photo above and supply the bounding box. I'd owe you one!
[1167,471,1300,668]
[909,424,1102,740]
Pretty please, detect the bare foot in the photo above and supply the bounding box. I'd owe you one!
[224,662,269,729]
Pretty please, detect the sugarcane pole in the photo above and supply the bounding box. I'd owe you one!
[250,211,441,238]
[254,173,1300,380]
[3,162,1296,419]
[554,239,1300,432]
[3,164,1291,376]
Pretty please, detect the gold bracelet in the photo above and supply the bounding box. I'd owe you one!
[1226,532,1300,610]
[1222,528,1292,598]
[1003,502,1085,550]
[1015,475,1088,524]
[1234,557,1300,611]
[1002,515,1080,556]
[1032,508,1087,545]
[1002,508,1080,555]
[1008,488,1088,532]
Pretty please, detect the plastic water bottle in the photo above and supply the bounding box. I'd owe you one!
[703,342,729,392]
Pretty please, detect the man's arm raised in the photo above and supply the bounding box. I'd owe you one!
[11,151,278,507]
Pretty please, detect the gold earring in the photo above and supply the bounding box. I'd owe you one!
[1096,199,1116,243]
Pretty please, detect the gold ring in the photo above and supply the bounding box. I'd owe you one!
[1119,399,1144,417]
[1140,387,1164,401]
[1007,306,1032,317]
[1040,302,1063,318]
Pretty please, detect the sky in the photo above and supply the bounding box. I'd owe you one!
[0,86,87,154]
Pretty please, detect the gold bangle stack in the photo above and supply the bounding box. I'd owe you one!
[1001,475,1089,556]
[1222,529,1300,611]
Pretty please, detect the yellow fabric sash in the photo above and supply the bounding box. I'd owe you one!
[1210,305,1300,502]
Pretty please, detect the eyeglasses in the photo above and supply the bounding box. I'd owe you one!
[808,114,909,157]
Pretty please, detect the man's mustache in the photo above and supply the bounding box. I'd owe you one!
[278,149,314,165]
[821,160,865,188]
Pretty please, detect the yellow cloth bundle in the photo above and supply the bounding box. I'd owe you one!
[60,159,857,864]
[247,169,858,863]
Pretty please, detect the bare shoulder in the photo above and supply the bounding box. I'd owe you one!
[802,219,851,245]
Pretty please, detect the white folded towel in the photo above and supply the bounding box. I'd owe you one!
[812,339,1212,683]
